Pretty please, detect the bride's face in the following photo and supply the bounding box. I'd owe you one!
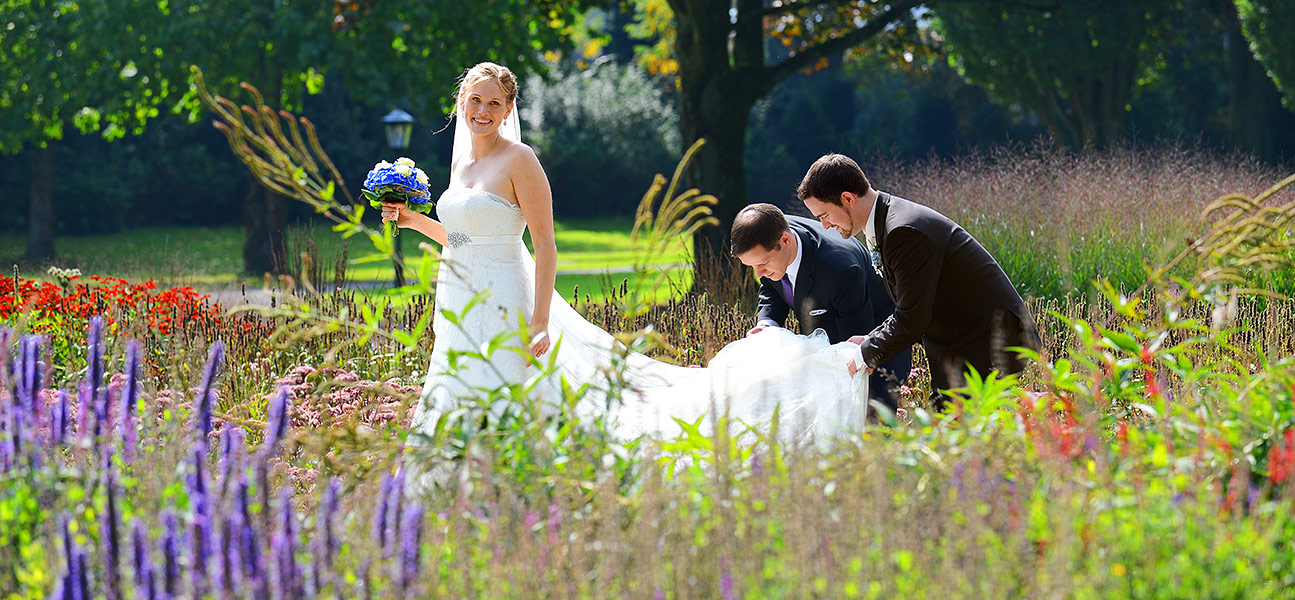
[461,79,512,135]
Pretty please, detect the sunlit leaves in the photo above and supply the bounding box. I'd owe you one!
[1237,1,1295,110]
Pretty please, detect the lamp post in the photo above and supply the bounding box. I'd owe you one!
[382,109,415,287]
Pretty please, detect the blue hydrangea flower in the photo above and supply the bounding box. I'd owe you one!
[362,157,433,214]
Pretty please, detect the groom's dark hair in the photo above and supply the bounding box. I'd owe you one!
[797,154,871,206]
[730,204,789,256]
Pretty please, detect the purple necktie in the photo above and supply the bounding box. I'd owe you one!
[780,277,794,305]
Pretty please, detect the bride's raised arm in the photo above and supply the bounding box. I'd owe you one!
[380,200,448,247]
[510,144,557,354]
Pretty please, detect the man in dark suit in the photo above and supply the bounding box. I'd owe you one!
[797,154,1041,411]
[731,203,912,412]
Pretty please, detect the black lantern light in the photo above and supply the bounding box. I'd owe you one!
[382,109,415,150]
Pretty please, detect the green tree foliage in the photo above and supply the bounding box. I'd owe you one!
[1,0,596,272]
[158,0,594,274]
[936,1,1176,150]
[1236,0,1295,109]
[625,0,933,272]
[0,0,171,259]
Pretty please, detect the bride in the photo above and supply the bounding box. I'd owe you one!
[381,62,870,448]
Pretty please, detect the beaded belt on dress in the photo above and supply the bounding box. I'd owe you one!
[445,232,522,248]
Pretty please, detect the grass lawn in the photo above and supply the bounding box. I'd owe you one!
[0,217,695,302]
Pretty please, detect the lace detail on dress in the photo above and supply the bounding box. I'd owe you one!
[446,232,471,248]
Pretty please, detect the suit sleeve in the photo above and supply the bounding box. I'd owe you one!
[831,264,875,339]
[755,278,790,326]
[860,226,942,369]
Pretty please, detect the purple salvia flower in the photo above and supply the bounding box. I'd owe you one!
[273,487,300,599]
[48,578,66,600]
[235,476,262,583]
[85,318,109,449]
[59,514,81,600]
[314,477,341,593]
[548,501,561,536]
[76,381,92,449]
[220,512,241,596]
[73,547,89,600]
[161,511,180,598]
[0,327,11,386]
[0,408,10,473]
[654,588,665,600]
[93,384,109,448]
[384,468,406,558]
[219,427,245,501]
[371,473,392,553]
[10,337,39,465]
[120,341,140,463]
[260,386,291,460]
[52,390,68,447]
[194,342,224,450]
[21,336,42,421]
[86,317,104,403]
[188,443,214,598]
[719,553,734,600]
[132,522,157,600]
[101,450,123,600]
[400,503,424,592]
[3,386,19,471]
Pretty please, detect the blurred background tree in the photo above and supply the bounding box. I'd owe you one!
[1236,1,1295,108]
[4,0,1295,278]
[936,0,1176,150]
[0,0,171,260]
[1,0,594,274]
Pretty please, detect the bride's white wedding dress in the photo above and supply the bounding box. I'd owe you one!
[409,186,871,446]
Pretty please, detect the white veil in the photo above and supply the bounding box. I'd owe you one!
[442,98,871,445]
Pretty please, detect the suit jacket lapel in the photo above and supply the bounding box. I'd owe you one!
[872,192,894,292]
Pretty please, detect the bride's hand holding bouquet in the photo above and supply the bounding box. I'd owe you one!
[363,157,432,235]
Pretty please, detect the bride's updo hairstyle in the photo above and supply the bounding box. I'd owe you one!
[456,62,519,111]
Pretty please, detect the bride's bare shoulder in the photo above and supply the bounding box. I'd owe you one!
[501,139,543,171]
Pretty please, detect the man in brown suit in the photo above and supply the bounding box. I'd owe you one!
[798,154,1041,410]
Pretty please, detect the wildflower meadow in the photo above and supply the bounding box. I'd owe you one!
[4,86,1295,598]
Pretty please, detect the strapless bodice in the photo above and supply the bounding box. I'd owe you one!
[435,187,526,247]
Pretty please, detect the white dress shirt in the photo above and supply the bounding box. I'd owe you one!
[863,194,880,249]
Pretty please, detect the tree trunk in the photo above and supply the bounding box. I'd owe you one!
[679,75,758,290]
[26,143,56,261]
[242,178,288,276]
[241,66,289,276]
[673,0,759,286]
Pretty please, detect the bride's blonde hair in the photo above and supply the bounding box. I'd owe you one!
[456,62,518,111]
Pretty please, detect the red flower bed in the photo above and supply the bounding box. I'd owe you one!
[0,274,249,335]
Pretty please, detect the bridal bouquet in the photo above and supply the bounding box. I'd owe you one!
[362,156,432,214]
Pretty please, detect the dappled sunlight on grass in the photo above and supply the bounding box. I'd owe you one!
[0,218,693,303]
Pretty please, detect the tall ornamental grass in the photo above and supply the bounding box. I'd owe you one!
[876,144,1295,298]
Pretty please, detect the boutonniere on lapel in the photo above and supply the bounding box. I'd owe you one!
[869,243,885,278]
